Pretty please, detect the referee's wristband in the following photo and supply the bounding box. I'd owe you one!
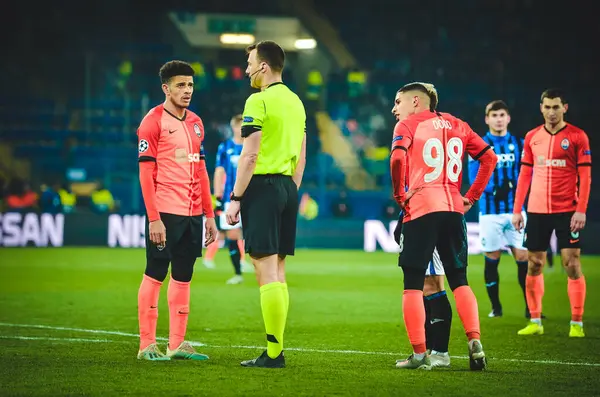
[230,192,243,201]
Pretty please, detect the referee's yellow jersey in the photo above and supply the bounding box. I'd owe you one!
[241,82,306,176]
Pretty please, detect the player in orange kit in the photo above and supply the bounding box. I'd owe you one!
[390,82,497,370]
[512,88,591,338]
[136,60,218,360]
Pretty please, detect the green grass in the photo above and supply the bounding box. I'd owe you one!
[1,248,599,396]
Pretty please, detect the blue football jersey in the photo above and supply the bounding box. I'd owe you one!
[215,139,243,203]
[468,132,523,215]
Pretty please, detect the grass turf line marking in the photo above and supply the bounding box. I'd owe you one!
[1,322,598,367]
[0,322,204,346]
[0,335,122,343]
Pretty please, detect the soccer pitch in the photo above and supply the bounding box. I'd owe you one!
[1,248,599,396]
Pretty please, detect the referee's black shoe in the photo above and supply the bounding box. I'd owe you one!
[241,350,285,368]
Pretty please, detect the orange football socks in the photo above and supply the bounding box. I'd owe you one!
[453,286,481,341]
[402,290,427,354]
[568,276,586,322]
[138,275,162,350]
[168,277,191,350]
[525,274,544,321]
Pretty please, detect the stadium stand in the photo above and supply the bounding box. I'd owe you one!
[0,0,597,220]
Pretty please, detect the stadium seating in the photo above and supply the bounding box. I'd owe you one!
[1,2,597,220]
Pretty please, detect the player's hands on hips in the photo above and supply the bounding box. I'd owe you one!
[512,213,524,232]
[396,187,421,210]
[571,212,586,233]
[204,217,218,246]
[149,220,166,247]
[226,200,241,226]
[462,197,473,213]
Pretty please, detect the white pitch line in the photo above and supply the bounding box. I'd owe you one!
[0,335,122,343]
[0,322,147,338]
[0,322,204,346]
[1,322,598,367]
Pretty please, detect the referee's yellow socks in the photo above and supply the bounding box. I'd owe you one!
[260,282,286,358]
[281,282,289,314]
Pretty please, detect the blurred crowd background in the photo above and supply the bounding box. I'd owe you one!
[1,0,597,222]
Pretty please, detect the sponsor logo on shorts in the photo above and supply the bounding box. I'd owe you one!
[570,231,580,244]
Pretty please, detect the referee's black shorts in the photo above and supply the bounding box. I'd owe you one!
[145,213,204,261]
[241,174,299,257]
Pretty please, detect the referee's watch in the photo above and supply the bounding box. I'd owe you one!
[230,192,243,202]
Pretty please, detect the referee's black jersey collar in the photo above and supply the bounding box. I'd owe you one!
[265,82,284,90]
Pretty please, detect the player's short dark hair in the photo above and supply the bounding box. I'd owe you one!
[541,88,567,105]
[246,41,285,73]
[485,100,510,115]
[159,60,195,84]
[398,82,438,112]
[230,114,243,126]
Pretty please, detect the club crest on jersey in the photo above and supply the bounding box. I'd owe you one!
[138,139,149,153]
[508,143,515,151]
[561,138,569,150]
[194,123,201,137]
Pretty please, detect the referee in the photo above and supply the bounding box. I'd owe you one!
[225,40,307,368]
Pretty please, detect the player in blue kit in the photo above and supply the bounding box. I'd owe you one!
[468,100,530,318]
[213,114,250,284]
